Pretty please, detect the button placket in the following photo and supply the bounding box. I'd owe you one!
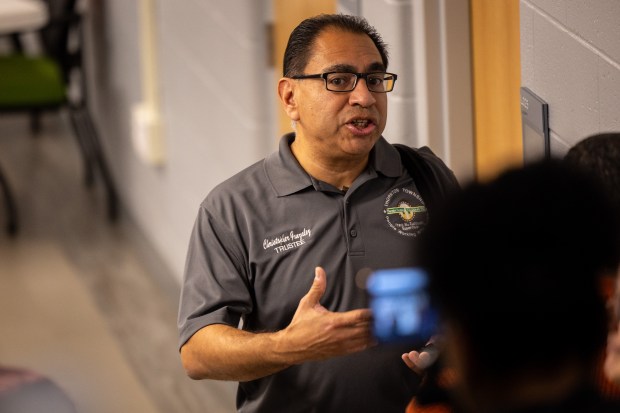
[343,194,364,254]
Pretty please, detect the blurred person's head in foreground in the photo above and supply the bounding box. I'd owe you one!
[564,132,620,386]
[417,159,620,413]
[564,132,620,214]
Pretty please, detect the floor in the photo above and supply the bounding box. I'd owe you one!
[0,113,237,412]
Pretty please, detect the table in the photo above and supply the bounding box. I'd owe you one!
[0,0,48,34]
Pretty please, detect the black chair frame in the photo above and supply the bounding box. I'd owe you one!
[0,0,118,235]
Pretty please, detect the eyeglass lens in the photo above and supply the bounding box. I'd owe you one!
[325,73,395,92]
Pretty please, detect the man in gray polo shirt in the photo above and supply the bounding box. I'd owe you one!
[178,14,458,413]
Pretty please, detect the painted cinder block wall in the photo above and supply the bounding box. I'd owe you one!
[86,0,274,283]
[520,0,620,156]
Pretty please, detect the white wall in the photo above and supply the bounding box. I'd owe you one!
[360,0,417,147]
[85,0,274,282]
[521,0,620,156]
[354,0,475,181]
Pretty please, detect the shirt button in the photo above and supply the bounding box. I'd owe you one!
[350,229,357,237]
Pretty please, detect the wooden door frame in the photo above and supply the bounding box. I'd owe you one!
[470,0,522,181]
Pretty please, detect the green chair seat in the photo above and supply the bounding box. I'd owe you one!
[0,54,66,108]
[0,0,119,234]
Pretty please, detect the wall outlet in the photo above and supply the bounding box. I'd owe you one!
[131,103,165,166]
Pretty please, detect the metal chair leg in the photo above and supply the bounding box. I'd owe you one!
[0,162,18,236]
[69,106,119,221]
[29,110,42,136]
[68,108,96,187]
[9,33,24,53]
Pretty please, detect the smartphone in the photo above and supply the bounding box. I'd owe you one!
[366,267,438,345]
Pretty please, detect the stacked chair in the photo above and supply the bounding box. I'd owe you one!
[0,0,118,235]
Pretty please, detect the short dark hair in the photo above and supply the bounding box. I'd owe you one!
[419,160,620,379]
[282,14,389,77]
[564,132,620,215]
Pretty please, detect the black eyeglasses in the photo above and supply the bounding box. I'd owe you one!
[290,72,398,93]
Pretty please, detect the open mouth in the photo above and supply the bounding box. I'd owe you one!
[350,119,371,129]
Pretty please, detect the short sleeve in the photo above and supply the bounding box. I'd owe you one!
[177,204,252,349]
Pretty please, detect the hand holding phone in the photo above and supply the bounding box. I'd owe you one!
[402,340,440,374]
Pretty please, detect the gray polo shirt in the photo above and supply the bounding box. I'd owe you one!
[179,133,450,413]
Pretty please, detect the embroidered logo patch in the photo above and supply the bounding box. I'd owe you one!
[383,188,427,237]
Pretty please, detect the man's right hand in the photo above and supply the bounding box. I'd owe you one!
[181,267,374,382]
[274,267,374,362]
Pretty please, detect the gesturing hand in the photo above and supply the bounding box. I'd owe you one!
[277,267,374,364]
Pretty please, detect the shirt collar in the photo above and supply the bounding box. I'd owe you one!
[265,133,402,197]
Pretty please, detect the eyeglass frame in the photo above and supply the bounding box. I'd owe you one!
[289,72,398,93]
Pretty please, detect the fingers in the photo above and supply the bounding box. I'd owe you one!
[314,267,326,287]
[320,312,375,355]
[402,345,439,374]
[402,352,419,371]
[336,308,373,326]
[402,351,424,374]
[299,267,327,310]
[285,267,377,361]
[296,267,370,320]
[416,350,436,369]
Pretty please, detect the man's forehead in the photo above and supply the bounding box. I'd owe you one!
[305,28,384,72]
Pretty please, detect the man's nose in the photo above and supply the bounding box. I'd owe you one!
[348,78,376,107]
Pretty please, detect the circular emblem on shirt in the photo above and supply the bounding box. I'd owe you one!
[383,187,427,237]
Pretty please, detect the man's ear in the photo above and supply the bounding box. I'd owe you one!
[278,78,300,121]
